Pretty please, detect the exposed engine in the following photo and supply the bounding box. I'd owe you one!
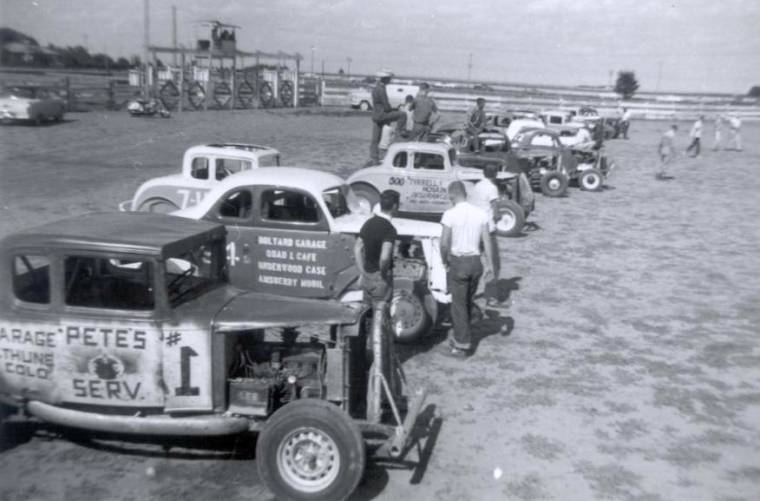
[226,332,326,417]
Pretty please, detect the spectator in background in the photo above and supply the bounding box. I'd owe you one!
[657,124,678,180]
[621,107,632,139]
[402,95,415,137]
[686,115,704,158]
[713,115,724,151]
[368,69,407,165]
[439,181,494,358]
[728,115,743,151]
[410,83,439,141]
[464,97,487,152]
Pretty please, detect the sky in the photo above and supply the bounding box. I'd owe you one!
[2,0,759,94]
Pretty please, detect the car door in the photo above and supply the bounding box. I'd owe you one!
[244,186,354,299]
[403,151,452,214]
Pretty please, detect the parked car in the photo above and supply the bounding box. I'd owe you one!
[119,143,281,213]
[169,167,448,343]
[349,83,420,111]
[0,85,65,124]
[347,142,534,237]
[0,212,426,501]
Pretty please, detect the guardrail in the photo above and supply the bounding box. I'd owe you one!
[322,83,760,121]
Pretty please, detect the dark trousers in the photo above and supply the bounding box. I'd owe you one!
[686,137,701,156]
[447,255,483,351]
[412,122,432,141]
[369,111,407,163]
[621,120,630,139]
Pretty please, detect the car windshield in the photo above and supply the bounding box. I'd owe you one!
[165,240,225,306]
[323,185,367,218]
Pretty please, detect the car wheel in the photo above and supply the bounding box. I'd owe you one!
[579,168,604,192]
[390,289,430,343]
[350,184,380,213]
[358,100,371,112]
[256,399,365,501]
[540,172,568,197]
[494,199,525,237]
[138,198,180,213]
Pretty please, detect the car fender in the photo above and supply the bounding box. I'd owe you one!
[131,175,210,211]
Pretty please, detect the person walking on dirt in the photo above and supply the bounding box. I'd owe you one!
[728,115,743,151]
[657,124,678,180]
[440,181,494,358]
[410,82,439,141]
[368,69,407,165]
[464,98,487,152]
[621,107,632,139]
[713,115,724,151]
[469,163,500,285]
[685,115,704,158]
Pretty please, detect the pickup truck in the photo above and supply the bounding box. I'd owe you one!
[0,212,425,501]
[349,83,420,111]
[347,142,535,237]
[119,143,281,213]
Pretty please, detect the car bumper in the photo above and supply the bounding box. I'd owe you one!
[1,110,29,121]
[26,400,251,436]
[118,200,132,212]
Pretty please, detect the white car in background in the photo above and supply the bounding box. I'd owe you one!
[0,85,65,124]
[349,83,420,111]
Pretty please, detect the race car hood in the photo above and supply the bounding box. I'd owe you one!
[213,291,364,332]
[332,212,442,238]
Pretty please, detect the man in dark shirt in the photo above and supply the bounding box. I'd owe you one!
[353,189,399,422]
[368,69,407,165]
[410,82,439,141]
[464,97,487,152]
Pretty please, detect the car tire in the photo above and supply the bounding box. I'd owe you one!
[350,184,380,213]
[358,101,371,112]
[494,199,525,237]
[579,168,604,191]
[256,399,365,501]
[137,198,180,213]
[540,172,568,197]
[390,288,431,343]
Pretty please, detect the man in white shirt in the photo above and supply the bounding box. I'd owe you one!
[621,108,632,139]
[469,164,501,281]
[686,115,704,158]
[440,181,494,358]
[728,115,743,151]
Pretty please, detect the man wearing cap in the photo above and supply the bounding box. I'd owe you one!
[464,97,487,152]
[368,69,407,165]
[409,82,439,141]
[440,181,494,358]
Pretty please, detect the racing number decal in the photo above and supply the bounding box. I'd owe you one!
[163,329,212,411]
[389,176,405,186]
[176,188,205,209]
[175,346,199,396]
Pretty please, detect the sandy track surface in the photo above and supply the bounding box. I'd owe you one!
[1,110,759,501]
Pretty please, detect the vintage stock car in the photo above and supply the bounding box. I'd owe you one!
[157,167,449,343]
[0,85,66,124]
[0,212,426,501]
[119,143,281,213]
[347,142,535,238]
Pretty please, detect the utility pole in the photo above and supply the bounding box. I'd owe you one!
[321,59,325,78]
[310,46,315,75]
[467,53,473,82]
[83,34,88,50]
[171,5,177,66]
[346,57,352,78]
[143,0,150,96]
[655,60,663,92]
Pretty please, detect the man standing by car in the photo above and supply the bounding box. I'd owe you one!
[621,107,632,139]
[368,69,407,165]
[464,97,487,152]
[354,190,400,419]
[440,181,493,358]
[469,164,500,284]
[410,82,439,141]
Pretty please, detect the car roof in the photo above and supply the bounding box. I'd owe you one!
[388,142,453,154]
[186,143,279,157]
[217,167,345,193]
[1,212,226,258]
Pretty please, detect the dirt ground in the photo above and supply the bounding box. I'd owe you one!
[0,109,759,501]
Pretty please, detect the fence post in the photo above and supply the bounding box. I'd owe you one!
[108,81,115,110]
[64,77,72,111]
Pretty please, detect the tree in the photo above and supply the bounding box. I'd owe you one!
[615,71,640,100]
[749,86,760,98]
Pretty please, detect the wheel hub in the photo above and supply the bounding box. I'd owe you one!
[548,178,560,190]
[391,291,424,333]
[496,212,515,231]
[278,427,340,492]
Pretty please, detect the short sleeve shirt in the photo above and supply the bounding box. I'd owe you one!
[441,202,488,256]
[469,179,499,231]
[359,215,397,273]
[412,95,438,124]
